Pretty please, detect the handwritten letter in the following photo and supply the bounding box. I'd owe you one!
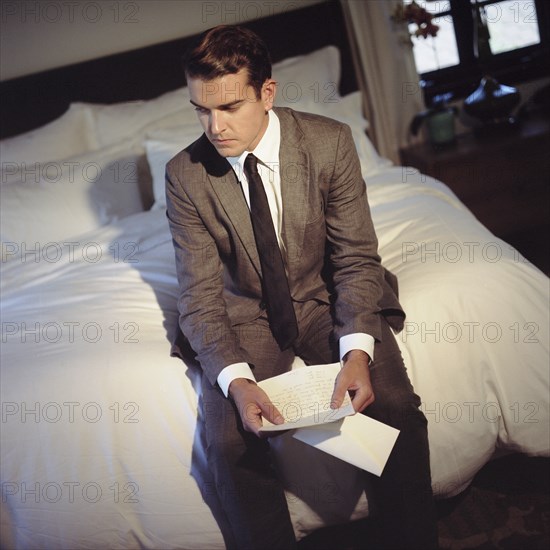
[258,363,354,432]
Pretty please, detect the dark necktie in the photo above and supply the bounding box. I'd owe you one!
[244,153,298,350]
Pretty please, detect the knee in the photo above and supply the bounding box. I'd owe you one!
[368,390,427,432]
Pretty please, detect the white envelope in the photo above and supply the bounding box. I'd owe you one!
[293,413,400,477]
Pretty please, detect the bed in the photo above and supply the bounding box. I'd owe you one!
[1,2,548,548]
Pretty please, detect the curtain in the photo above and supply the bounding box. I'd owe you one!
[340,0,424,164]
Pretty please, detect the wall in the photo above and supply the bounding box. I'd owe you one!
[0,0,323,81]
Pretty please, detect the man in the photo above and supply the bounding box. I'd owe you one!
[166,25,437,550]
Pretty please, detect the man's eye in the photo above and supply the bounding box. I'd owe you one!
[195,107,208,115]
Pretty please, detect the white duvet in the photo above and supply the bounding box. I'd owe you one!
[1,167,549,549]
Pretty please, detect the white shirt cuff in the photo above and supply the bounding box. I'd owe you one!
[339,333,375,364]
[217,362,256,397]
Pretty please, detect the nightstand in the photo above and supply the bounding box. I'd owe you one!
[399,116,550,273]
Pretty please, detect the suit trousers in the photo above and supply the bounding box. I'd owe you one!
[199,300,438,550]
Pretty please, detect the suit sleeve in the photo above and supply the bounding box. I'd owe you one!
[165,160,247,386]
[324,124,385,342]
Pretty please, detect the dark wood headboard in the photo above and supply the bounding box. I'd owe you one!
[0,0,357,140]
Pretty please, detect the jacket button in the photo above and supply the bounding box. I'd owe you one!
[259,301,267,310]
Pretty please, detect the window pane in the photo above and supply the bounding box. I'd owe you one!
[401,1,459,74]
[484,0,541,55]
[410,14,460,73]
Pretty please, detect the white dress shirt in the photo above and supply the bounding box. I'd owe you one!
[217,110,374,397]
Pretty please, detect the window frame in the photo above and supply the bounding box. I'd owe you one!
[415,0,550,106]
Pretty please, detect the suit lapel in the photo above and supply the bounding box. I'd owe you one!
[275,108,310,270]
[198,137,261,274]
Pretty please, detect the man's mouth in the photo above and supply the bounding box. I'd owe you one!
[212,138,233,145]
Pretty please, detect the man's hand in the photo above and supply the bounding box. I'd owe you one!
[331,350,374,413]
[228,378,285,437]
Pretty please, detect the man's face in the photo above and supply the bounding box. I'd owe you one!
[188,69,276,157]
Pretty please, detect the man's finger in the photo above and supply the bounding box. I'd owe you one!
[242,403,263,433]
[330,377,348,409]
[260,400,284,425]
[351,386,374,413]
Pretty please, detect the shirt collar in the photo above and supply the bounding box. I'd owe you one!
[228,110,280,176]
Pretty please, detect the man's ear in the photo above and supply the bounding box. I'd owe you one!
[262,79,277,111]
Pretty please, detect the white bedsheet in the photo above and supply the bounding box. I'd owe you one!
[1,168,548,549]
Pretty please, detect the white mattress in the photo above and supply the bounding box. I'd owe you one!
[1,163,548,549]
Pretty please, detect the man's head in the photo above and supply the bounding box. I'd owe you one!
[184,25,276,157]
[185,25,272,100]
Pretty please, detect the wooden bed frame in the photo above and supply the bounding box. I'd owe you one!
[0,0,357,140]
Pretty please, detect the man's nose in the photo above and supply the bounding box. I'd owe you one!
[209,111,225,135]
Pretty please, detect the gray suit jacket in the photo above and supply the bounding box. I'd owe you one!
[166,107,404,386]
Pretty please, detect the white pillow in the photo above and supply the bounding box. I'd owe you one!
[0,103,97,176]
[270,47,389,175]
[0,143,146,259]
[273,46,342,110]
[144,122,204,209]
[79,86,197,150]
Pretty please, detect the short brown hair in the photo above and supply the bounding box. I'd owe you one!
[184,25,272,99]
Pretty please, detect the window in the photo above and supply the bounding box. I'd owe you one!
[403,0,550,106]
